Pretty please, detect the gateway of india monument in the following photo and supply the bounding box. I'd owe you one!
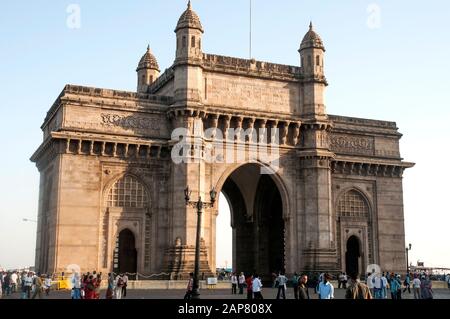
[31,2,414,279]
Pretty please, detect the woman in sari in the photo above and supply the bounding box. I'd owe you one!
[106,273,114,299]
[84,275,95,299]
[93,274,101,299]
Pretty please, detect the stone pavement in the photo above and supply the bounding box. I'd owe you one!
[2,287,450,299]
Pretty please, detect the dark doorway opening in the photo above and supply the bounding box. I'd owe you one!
[346,235,360,276]
[114,229,137,279]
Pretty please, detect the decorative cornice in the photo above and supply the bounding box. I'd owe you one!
[331,159,415,178]
[31,132,171,168]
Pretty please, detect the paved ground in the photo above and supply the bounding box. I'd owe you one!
[2,287,450,299]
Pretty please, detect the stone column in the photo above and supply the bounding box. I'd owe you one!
[298,122,338,273]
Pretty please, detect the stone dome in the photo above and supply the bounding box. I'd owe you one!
[299,22,325,52]
[137,46,160,71]
[175,1,204,33]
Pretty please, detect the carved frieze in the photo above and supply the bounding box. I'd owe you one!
[330,134,374,156]
[101,114,161,132]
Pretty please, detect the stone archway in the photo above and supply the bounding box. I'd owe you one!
[346,235,360,276]
[218,163,285,282]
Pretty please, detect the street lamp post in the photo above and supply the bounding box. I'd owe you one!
[184,185,217,300]
[405,243,412,274]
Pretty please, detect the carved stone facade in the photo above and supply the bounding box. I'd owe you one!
[31,3,413,278]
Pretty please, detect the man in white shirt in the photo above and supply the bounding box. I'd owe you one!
[276,272,288,299]
[24,272,34,299]
[231,273,238,294]
[238,272,246,295]
[372,274,383,299]
[10,272,18,293]
[252,274,263,299]
[412,275,421,299]
[71,272,81,299]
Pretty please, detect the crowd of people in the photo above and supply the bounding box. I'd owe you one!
[0,270,130,299]
[2,269,449,299]
[217,270,446,299]
[0,271,52,299]
[69,272,129,299]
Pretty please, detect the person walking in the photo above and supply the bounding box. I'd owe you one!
[24,272,33,299]
[276,272,288,299]
[231,273,238,294]
[345,273,372,299]
[318,273,334,299]
[44,275,52,296]
[184,273,194,300]
[10,272,18,294]
[245,275,253,300]
[93,274,101,299]
[122,273,128,298]
[420,275,433,299]
[403,273,411,294]
[291,273,299,299]
[252,274,263,299]
[367,273,376,297]
[338,272,344,289]
[3,273,11,296]
[238,272,245,295]
[372,273,385,299]
[342,272,348,289]
[115,274,124,299]
[85,275,96,299]
[106,273,115,299]
[298,275,310,300]
[412,274,421,299]
[389,275,401,299]
[71,272,82,299]
[31,273,43,299]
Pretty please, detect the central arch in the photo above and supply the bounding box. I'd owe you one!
[216,163,287,282]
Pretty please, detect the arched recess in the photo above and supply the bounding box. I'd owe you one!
[336,188,373,275]
[113,228,138,276]
[345,235,361,275]
[213,162,290,282]
[100,173,151,275]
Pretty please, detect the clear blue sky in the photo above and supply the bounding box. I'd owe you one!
[0,0,449,270]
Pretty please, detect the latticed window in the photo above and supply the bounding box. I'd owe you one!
[337,190,368,218]
[107,175,148,208]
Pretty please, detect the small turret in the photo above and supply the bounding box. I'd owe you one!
[136,45,160,93]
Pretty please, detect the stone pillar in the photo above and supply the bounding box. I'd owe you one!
[163,111,214,279]
[298,122,338,273]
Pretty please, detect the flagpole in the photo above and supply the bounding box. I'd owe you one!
[249,0,252,59]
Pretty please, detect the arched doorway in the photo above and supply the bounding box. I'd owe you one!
[217,164,285,282]
[346,235,360,275]
[114,229,137,277]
